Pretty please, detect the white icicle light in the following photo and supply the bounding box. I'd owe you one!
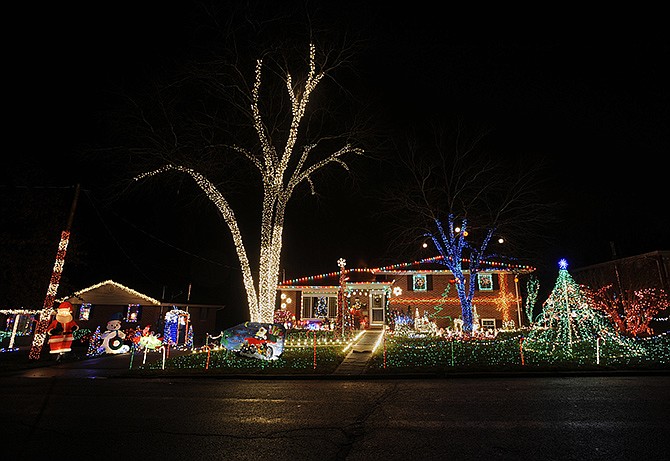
[135,44,363,323]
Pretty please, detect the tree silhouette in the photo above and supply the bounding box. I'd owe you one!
[134,43,364,323]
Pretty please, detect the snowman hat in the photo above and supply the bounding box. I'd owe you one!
[109,312,124,321]
[57,301,73,313]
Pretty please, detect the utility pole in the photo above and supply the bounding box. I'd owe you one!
[29,184,81,360]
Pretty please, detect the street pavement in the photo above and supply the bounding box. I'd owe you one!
[2,373,669,460]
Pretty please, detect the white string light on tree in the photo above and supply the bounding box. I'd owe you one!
[135,44,363,323]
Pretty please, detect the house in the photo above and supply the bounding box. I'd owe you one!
[571,251,669,293]
[56,280,225,346]
[277,255,536,333]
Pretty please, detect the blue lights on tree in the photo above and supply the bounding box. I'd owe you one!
[427,213,498,334]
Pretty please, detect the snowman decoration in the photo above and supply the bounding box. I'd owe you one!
[100,313,130,354]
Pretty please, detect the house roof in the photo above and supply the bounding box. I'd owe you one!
[278,255,536,288]
[57,280,161,306]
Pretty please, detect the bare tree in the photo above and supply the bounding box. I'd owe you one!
[379,119,557,333]
[124,42,366,323]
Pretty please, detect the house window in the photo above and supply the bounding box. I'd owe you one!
[481,318,496,331]
[413,274,427,291]
[78,303,91,321]
[328,297,338,318]
[302,296,311,318]
[303,295,337,318]
[126,304,141,323]
[478,273,493,291]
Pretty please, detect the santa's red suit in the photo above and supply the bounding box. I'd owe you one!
[46,302,79,354]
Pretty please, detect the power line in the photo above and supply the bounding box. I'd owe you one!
[83,189,156,284]
[84,190,241,272]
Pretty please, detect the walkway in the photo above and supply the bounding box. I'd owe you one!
[332,329,384,376]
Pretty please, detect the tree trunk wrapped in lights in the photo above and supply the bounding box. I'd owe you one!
[427,213,497,334]
[136,44,363,323]
[380,121,553,336]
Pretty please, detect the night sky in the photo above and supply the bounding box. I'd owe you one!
[4,2,668,325]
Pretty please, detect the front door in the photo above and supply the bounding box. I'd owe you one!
[370,292,385,327]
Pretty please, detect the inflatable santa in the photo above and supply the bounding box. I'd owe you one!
[46,301,79,355]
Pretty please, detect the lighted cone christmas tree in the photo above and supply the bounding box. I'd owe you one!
[524,259,644,363]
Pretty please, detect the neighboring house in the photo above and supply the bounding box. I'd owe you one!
[571,250,670,334]
[277,256,536,332]
[0,308,39,351]
[56,280,225,346]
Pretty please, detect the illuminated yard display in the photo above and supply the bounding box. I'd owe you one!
[162,307,193,349]
[140,258,668,373]
[365,258,669,372]
[522,259,647,363]
[100,314,129,354]
[220,322,286,360]
[86,326,102,357]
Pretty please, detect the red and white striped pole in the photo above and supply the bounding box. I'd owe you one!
[29,184,80,360]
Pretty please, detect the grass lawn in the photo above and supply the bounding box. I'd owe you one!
[366,331,670,375]
[2,329,669,376]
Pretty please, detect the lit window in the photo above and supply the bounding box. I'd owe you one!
[126,304,141,322]
[413,274,427,291]
[481,319,496,331]
[478,273,493,291]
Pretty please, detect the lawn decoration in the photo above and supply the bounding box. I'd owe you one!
[523,259,645,363]
[100,313,129,354]
[162,307,191,349]
[414,308,439,335]
[138,333,165,366]
[0,309,38,352]
[138,332,163,351]
[588,284,669,337]
[221,322,286,360]
[46,301,79,356]
[390,307,414,336]
[273,308,295,329]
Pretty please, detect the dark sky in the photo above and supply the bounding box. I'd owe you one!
[5,2,668,323]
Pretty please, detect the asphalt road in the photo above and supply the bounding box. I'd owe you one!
[2,367,668,460]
